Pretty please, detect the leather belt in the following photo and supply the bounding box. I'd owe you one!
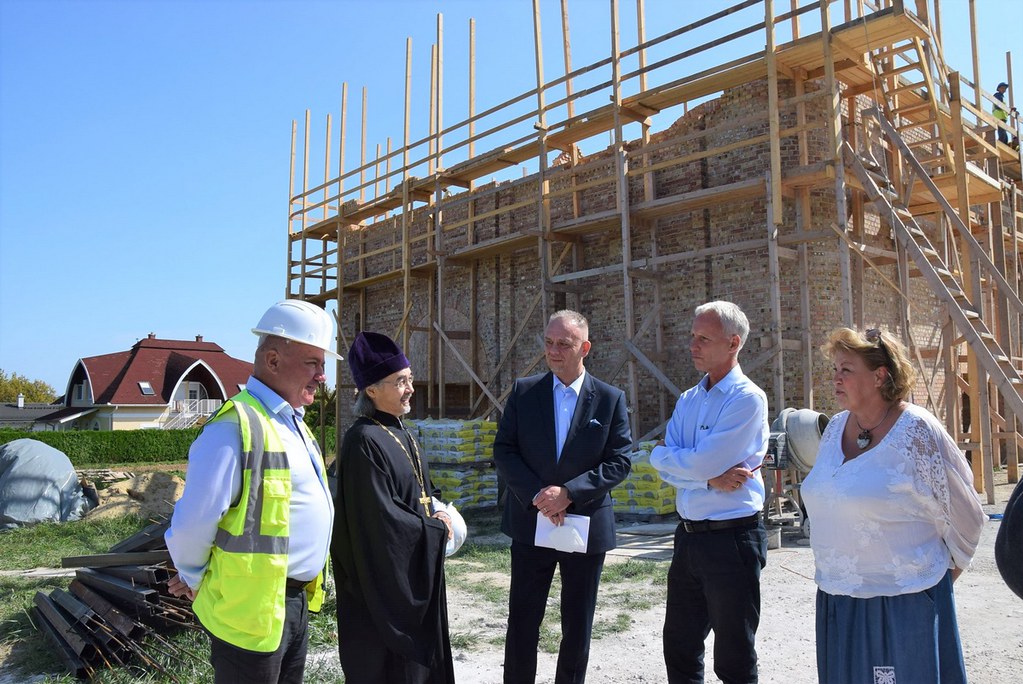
[285,578,310,589]
[678,513,760,534]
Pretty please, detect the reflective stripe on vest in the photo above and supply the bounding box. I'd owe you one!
[213,402,289,556]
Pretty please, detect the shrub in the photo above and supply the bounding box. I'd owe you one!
[0,428,199,466]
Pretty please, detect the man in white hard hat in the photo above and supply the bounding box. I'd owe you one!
[165,300,340,683]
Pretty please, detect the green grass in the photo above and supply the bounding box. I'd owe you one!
[449,630,481,649]
[592,611,633,639]
[1,507,669,681]
[601,558,668,584]
[0,515,146,571]
[0,515,152,677]
[445,542,512,578]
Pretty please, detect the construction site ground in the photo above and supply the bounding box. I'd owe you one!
[1,469,1020,683]
[441,470,1023,684]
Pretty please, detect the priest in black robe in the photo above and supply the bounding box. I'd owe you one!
[331,331,456,683]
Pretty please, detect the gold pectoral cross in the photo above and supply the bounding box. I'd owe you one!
[419,492,432,513]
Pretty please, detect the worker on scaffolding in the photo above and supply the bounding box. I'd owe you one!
[994,81,1019,149]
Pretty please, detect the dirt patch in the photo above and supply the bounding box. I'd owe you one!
[85,472,184,521]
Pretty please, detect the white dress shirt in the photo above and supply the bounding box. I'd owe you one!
[801,403,985,598]
[650,365,768,521]
[553,370,586,460]
[165,376,333,589]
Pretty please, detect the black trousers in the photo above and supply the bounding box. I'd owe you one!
[207,586,309,684]
[663,519,767,684]
[504,541,605,684]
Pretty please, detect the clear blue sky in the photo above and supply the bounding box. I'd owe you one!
[0,0,1018,395]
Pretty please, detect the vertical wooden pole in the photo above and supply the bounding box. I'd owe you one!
[429,45,437,176]
[358,92,367,283]
[374,143,382,223]
[533,0,552,323]
[560,0,582,224]
[989,153,1013,479]
[969,0,981,111]
[469,19,476,173]
[360,89,367,203]
[637,0,654,204]
[1008,51,1017,126]
[468,19,478,412]
[1009,185,1021,483]
[951,74,992,502]
[821,1,853,325]
[287,120,297,298]
[610,0,638,442]
[765,0,785,413]
[436,14,444,171]
[561,0,575,119]
[301,110,311,298]
[434,14,446,417]
[323,114,332,222]
[339,83,348,197]
[402,38,412,355]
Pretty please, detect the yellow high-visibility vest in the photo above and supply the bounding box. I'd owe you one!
[192,390,327,652]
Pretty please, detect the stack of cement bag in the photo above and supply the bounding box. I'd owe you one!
[611,441,677,517]
[410,419,500,510]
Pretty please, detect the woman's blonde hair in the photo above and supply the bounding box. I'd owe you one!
[821,327,916,402]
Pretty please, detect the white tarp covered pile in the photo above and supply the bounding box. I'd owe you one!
[410,418,500,510]
[0,438,92,529]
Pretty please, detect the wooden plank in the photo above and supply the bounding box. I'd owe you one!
[62,551,171,569]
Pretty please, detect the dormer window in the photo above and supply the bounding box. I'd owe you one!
[138,381,155,396]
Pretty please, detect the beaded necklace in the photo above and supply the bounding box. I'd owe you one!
[370,417,431,514]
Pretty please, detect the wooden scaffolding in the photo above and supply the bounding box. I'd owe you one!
[285,0,1022,502]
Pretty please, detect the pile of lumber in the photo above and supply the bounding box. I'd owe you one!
[32,519,202,680]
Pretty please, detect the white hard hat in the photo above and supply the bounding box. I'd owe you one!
[433,498,468,557]
[252,300,343,359]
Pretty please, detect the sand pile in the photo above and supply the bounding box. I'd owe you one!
[86,472,184,521]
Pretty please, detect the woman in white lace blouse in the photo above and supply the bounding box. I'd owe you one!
[802,328,985,684]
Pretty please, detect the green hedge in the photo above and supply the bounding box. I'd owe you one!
[0,428,199,466]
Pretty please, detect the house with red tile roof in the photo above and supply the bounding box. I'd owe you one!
[56,334,252,430]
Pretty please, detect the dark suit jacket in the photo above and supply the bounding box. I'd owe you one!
[494,371,632,554]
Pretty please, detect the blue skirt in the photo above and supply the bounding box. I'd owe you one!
[815,570,966,684]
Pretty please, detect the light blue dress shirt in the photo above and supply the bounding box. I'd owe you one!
[165,376,333,590]
[650,365,768,521]
[553,370,586,460]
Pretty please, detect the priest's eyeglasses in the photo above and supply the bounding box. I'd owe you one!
[383,374,415,390]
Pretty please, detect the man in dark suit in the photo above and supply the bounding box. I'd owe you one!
[494,309,632,684]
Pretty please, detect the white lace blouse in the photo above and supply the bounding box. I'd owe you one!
[801,403,985,598]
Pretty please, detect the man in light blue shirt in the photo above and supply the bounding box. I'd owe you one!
[651,300,768,684]
[165,300,338,684]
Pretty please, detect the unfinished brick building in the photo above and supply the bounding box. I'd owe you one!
[285,0,1022,502]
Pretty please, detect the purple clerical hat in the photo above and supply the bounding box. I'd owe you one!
[348,331,410,390]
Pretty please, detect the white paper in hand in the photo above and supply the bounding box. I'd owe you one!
[535,512,590,553]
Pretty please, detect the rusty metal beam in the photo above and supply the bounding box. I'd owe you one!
[62,551,171,569]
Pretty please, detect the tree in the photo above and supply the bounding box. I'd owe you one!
[304,383,337,456]
[0,369,57,403]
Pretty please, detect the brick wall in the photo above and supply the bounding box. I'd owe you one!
[333,76,947,434]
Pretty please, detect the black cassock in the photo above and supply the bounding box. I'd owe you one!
[331,410,455,684]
